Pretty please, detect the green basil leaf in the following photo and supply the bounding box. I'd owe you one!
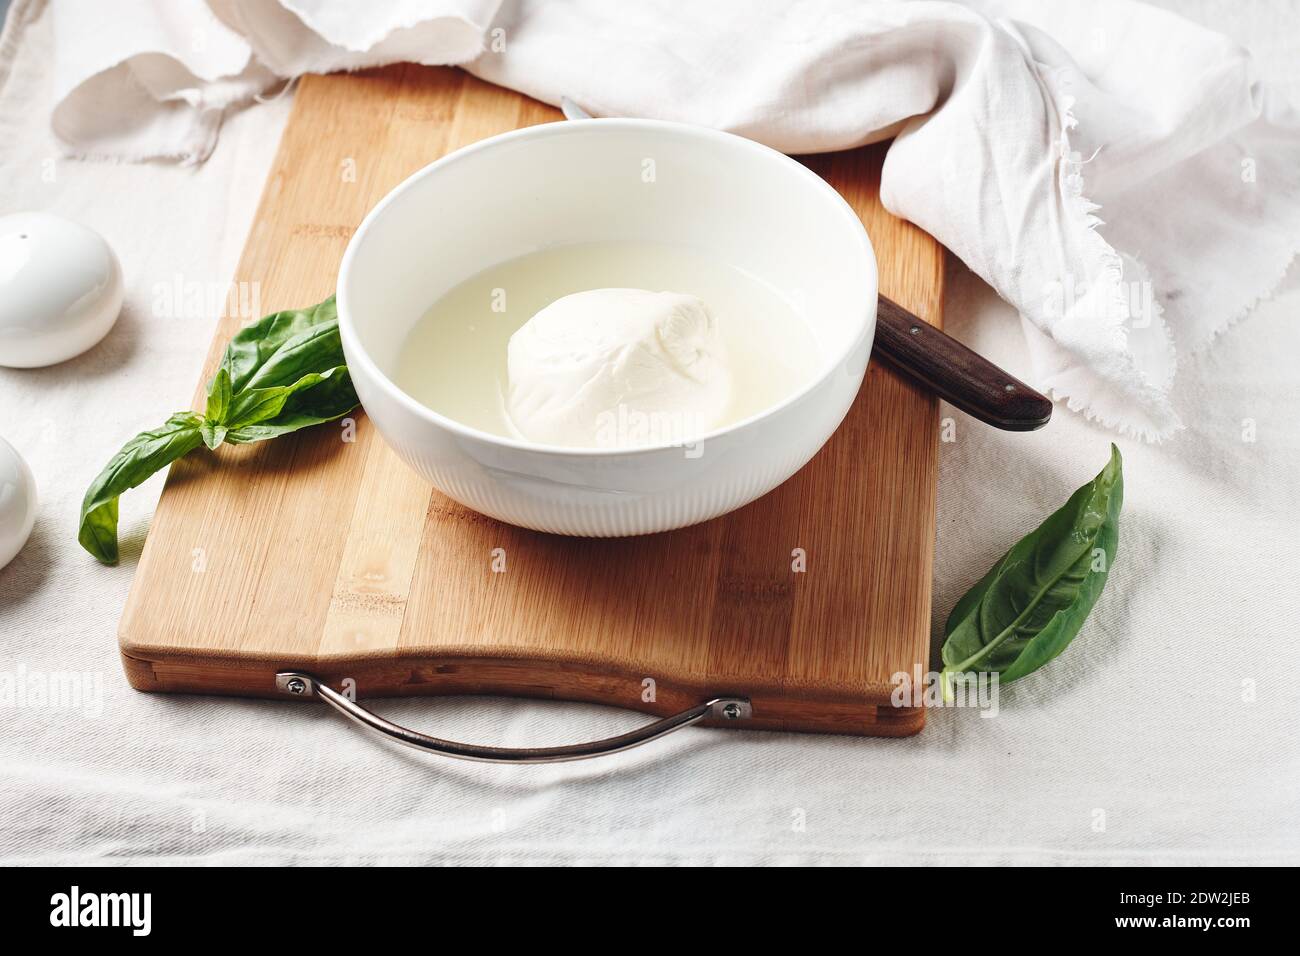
[219,296,339,392]
[224,364,353,428]
[201,368,233,449]
[241,320,346,392]
[224,373,321,428]
[205,367,232,423]
[943,545,1011,637]
[78,412,204,564]
[223,366,357,443]
[200,422,228,450]
[940,445,1123,694]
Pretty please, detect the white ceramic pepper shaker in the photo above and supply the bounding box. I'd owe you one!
[0,211,124,368]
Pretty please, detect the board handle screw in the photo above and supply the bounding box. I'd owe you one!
[286,677,307,695]
[721,702,743,720]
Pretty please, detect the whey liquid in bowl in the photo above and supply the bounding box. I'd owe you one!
[394,240,820,450]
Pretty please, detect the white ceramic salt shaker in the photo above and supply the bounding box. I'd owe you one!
[0,211,123,368]
[0,436,37,571]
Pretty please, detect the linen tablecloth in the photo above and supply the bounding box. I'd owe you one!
[1,0,1297,864]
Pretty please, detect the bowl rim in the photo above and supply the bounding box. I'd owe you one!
[337,116,878,458]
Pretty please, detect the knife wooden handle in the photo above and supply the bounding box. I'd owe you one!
[872,295,1052,431]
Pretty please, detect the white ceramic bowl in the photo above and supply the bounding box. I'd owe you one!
[338,119,877,536]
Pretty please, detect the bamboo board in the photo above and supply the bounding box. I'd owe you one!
[118,65,944,736]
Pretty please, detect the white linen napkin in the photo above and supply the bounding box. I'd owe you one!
[41,0,1300,441]
[49,0,502,162]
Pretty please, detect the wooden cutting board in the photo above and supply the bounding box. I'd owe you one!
[118,65,944,737]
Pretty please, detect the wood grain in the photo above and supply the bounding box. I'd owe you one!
[118,65,944,737]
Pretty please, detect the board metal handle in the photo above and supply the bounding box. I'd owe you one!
[276,671,752,764]
[872,294,1053,431]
